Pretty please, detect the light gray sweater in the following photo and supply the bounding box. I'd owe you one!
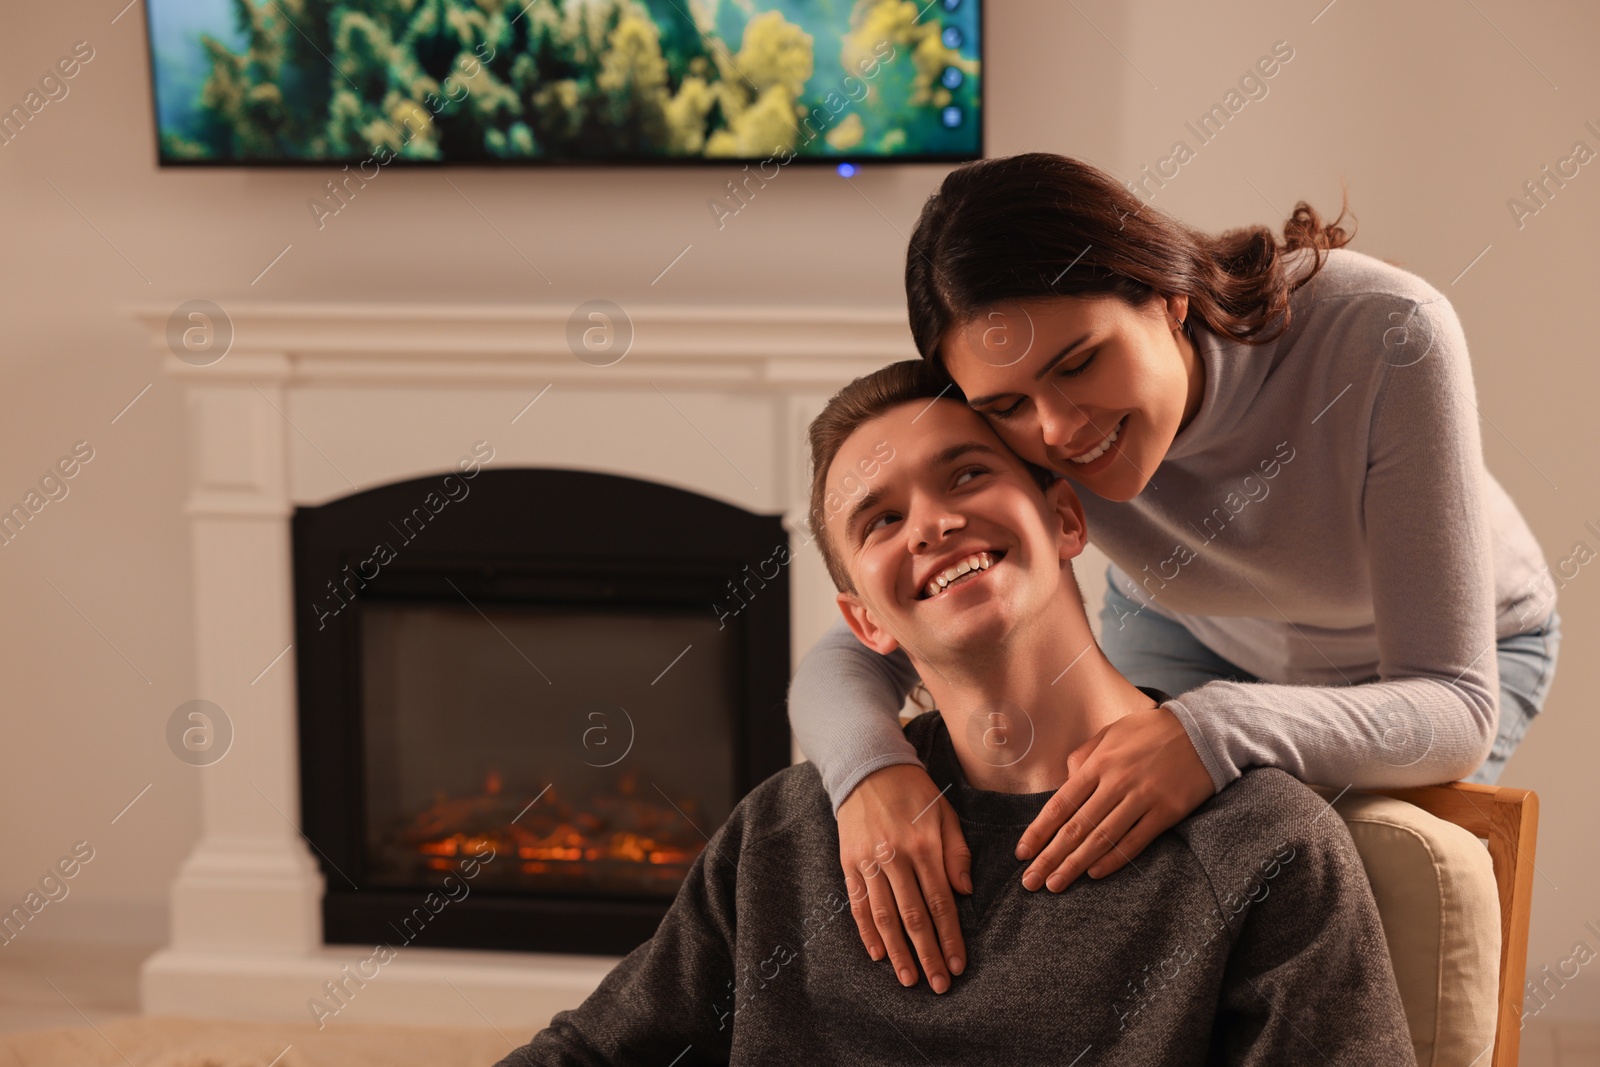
[791,248,1556,809]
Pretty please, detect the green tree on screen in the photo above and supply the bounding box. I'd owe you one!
[159,0,976,162]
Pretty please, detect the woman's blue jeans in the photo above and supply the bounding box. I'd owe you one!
[1098,568,1561,785]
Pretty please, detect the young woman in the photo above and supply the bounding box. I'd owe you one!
[788,152,1562,995]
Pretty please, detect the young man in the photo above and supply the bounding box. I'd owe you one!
[495,361,1415,1066]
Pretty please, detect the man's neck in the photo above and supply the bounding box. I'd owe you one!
[913,605,1158,794]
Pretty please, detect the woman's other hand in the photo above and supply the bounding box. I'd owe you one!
[838,763,972,994]
[1016,705,1214,889]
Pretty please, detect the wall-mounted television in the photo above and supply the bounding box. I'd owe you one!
[145,0,984,168]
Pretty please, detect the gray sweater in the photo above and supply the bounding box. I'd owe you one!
[496,706,1417,1066]
[791,248,1556,809]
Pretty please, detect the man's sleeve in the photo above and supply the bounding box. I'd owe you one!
[1209,795,1417,1065]
[493,810,744,1066]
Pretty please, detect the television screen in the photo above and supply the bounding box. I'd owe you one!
[145,0,984,167]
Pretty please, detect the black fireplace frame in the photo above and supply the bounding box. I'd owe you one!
[291,466,791,955]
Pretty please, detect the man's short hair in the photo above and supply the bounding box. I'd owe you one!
[806,360,1054,593]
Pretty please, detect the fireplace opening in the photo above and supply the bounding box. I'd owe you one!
[293,467,791,955]
[360,601,735,898]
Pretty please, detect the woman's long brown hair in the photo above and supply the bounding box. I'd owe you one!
[904,152,1356,372]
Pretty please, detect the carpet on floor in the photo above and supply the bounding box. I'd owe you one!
[0,1015,518,1066]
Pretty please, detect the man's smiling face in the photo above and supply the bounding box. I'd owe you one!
[825,398,1087,661]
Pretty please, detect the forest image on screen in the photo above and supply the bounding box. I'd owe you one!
[147,0,982,164]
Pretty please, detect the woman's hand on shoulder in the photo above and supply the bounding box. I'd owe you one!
[1016,705,1214,889]
[838,762,972,994]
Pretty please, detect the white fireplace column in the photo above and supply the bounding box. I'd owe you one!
[140,353,331,1018]
[130,302,911,1027]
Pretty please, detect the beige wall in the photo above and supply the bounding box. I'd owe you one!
[2,0,1595,1021]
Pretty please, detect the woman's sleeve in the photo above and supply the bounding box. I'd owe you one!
[1167,293,1500,791]
[788,615,925,813]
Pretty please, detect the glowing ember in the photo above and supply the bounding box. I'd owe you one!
[379,769,708,893]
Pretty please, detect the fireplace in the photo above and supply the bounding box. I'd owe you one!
[292,466,791,956]
[135,299,903,1027]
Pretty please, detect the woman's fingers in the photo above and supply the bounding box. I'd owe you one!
[862,855,920,989]
[1015,732,1104,861]
[880,849,953,993]
[832,764,974,989]
[1021,777,1115,890]
[1011,708,1216,892]
[937,801,971,975]
[844,869,885,962]
[1015,775,1095,864]
[940,799,974,897]
[1042,795,1145,890]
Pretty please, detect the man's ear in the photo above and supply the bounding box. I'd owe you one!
[1044,476,1089,562]
[836,590,902,657]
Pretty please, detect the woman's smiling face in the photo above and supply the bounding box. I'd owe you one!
[939,291,1204,502]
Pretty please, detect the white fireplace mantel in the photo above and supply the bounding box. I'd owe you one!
[129,301,912,1030]
[149,301,915,385]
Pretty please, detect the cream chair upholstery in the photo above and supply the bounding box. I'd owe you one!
[1318,780,1542,1067]
[1329,789,1502,1066]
